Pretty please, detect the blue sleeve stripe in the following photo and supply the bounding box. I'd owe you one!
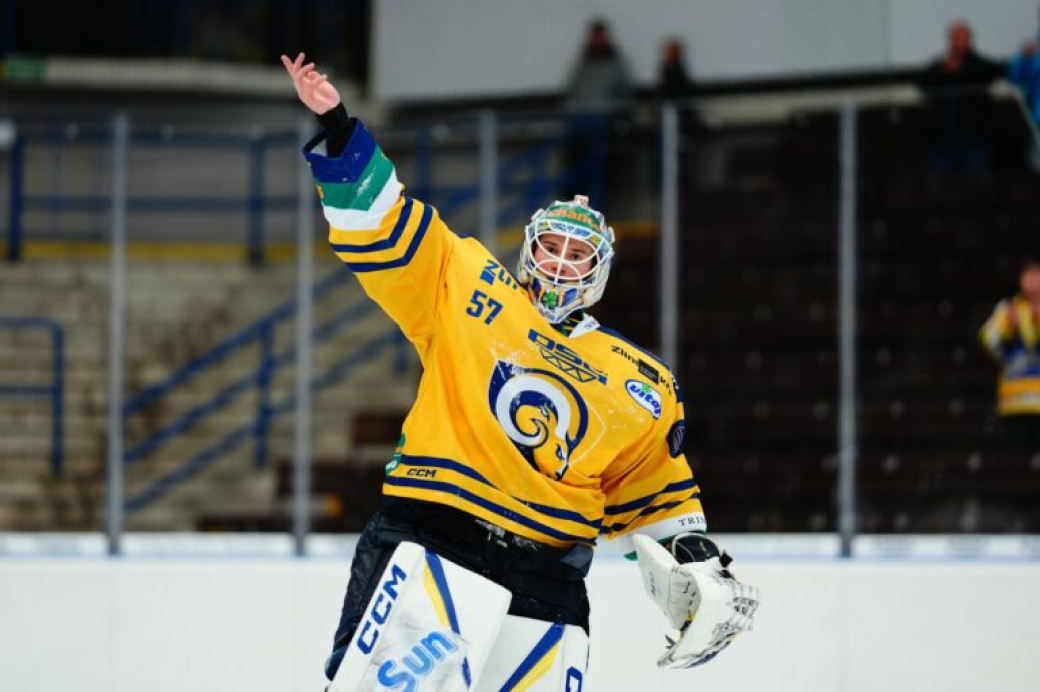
[384,476,597,545]
[423,551,473,687]
[345,202,433,273]
[602,496,700,533]
[398,455,603,529]
[303,120,378,183]
[604,478,697,515]
[329,197,413,253]
[499,623,564,692]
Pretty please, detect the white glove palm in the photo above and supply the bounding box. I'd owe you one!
[633,534,759,669]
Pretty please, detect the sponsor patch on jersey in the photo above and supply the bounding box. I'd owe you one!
[529,329,607,385]
[625,379,662,419]
[667,420,685,458]
[637,359,660,384]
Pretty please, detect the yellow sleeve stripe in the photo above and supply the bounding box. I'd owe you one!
[329,195,411,254]
[603,489,702,534]
[604,477,698,517]
[619,504,709,541]
[330,198,434,273]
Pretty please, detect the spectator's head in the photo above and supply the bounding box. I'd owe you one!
[661,39,684,66]
[1024,40,1038,59]
[584,19,616,60]
[1021,257,1040,301]
[947,20,974,59]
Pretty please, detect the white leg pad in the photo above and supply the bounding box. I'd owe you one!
[475,615,589,692]
[329,541,512,692]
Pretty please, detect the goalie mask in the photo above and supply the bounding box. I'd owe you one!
[517,195,616,323]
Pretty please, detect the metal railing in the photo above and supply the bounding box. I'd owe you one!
[0,316,64,476]
[4,126,298,264]
[3,113,602,264]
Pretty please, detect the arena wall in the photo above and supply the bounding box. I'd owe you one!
[1,545,1038,691]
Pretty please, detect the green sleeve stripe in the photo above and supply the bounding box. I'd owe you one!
[317,149,394,211]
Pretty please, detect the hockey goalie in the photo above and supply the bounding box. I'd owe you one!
[281,52,760,690]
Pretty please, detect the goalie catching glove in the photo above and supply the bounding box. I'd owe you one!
[632,533,760,669]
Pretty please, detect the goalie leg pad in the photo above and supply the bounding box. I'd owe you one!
[329,541,512,692]
[475,615,588,692]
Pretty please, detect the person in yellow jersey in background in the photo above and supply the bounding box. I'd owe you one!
[980,257,1040,457]
[282,53,759,690]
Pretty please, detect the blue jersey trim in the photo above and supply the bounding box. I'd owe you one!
[604,478,697,515]
[398,455,603,530]
[345,202,433,273]
[303,119,378,183]
[329,197,413,253]
[384,476,596,545]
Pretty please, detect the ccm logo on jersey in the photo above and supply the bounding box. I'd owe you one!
[377,630,459,692]
[356,564,408,654]
[626,380,662,419]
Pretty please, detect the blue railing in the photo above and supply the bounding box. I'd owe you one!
[4,114,604,265]
[0,317,64,476]
[121,266,358,474]
[5,127,298,264]
[114,119,599,512]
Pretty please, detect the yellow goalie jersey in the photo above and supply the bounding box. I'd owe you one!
[304,121,706,549]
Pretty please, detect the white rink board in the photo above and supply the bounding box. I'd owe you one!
[1,544,1039,692]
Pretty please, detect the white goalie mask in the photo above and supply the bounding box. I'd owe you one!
[516,195,616,324]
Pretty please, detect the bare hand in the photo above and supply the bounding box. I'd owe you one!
[281,52,342,115]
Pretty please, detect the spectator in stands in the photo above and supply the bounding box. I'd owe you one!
[658,38,693,103]
[657,38,705,127]
[1008,39,1040,123]
[979,257,1040,457]
[561,19,634,206]
[918,20,1005,174]
[1008,9,1040,169]
[564,19,633,117]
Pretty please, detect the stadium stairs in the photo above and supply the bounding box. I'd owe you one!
[0,257,418,531]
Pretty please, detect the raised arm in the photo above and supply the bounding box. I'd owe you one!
[280,53,457,352]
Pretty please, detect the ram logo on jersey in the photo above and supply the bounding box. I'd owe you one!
[489,362,589,480]
[626,380,662,419]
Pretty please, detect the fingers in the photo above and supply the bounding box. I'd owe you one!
[280,52,311,78]
[305,72,329,88]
